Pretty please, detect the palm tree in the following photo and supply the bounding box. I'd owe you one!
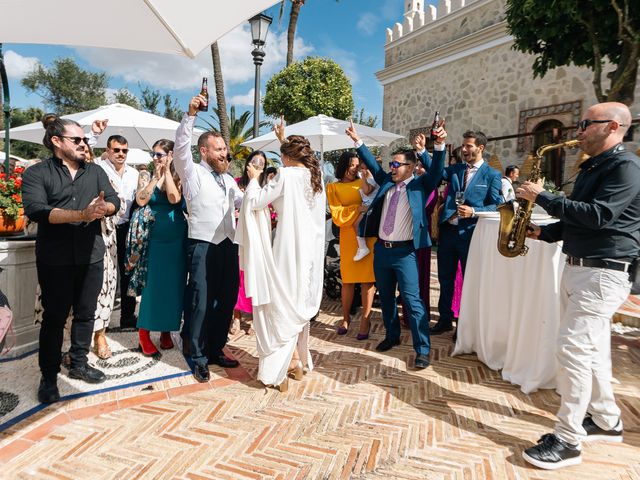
[210,42,231,147]
[284,0,305,66]
[200,105,270,168]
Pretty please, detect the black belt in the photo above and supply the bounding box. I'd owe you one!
[377,239,413,249]
[566,256,632,273]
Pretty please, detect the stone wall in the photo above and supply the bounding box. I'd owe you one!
[379,0,640,186]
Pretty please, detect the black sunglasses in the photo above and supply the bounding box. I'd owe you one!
[60,136,89,146]
[577,119,628,131]
[111,147,129,154]
[150,152,168,159]
[389,160,412,169]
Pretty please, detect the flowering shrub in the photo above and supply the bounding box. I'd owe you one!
[0,166,24,221]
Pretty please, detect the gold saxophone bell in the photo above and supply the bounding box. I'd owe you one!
[497,139,580,257]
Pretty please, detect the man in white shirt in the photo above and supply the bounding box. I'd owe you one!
[501,165,520,202]
[95,135,139,329]
[174,94,244,383]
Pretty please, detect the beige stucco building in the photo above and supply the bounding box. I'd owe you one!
[377,0,640,188]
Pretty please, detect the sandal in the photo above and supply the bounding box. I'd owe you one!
[93,330,112,359]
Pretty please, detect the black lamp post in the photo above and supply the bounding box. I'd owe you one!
[248,13,272,139]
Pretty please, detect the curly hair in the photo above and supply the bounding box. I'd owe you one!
[280,135,322,194]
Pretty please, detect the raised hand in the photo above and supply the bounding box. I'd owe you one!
[413,132,426,151]
[188,95,206,116]
[345,118,360,143]
[432,120,448,145]
[92,119,108,135]
[246,162,262,180]
[273,115,286,143]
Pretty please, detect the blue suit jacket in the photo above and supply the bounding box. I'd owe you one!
[439,161,503,236]
[357,144,445,249]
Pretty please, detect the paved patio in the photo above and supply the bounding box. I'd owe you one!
[1,294,639,479]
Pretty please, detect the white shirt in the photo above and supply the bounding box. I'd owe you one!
[378,177,413,241]
[95,158,139,224]
[501,177,515,201]
[464,158,484,189]
[174,114,243,243]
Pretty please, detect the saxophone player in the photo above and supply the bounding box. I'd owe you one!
[516,102,640,470]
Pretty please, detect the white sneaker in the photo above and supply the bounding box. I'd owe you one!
[353,247,370,261]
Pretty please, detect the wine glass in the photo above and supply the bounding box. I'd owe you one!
[454,191,465,206]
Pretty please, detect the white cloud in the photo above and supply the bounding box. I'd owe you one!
[357,12,379,36]
[322,46,359,85]
[4,50,39,79]
[73,24,313,91]
[229,88,256,106]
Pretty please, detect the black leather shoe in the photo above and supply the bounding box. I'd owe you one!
[193,364,210,383]
[429,322,453,335]
[415,354,430,369]
[37,377,60,404]
[68,365,106,384]
[208,355,240,368]
[375,338,401,352]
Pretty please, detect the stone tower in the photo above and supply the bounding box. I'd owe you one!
[404,0,424,19]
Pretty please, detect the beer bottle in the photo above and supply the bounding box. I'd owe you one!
[198,77,209,112]
[429,111,440,141]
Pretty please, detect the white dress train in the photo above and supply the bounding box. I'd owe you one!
[236,167,325,386]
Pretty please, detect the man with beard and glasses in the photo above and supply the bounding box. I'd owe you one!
[174,94,244,383]
[22,115,121,403]
[518,102,640,470]
[95,135,139,329]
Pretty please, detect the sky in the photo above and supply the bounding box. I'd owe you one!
[2,0,406,130]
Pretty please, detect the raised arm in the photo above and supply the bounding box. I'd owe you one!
[174,95,206,200]
[243,163,284,210]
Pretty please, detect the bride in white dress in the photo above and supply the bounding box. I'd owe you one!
[235,129,325,392]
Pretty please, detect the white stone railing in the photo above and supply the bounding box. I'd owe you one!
[386,0,480,43]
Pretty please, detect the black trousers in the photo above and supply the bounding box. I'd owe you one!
[37,261,103,380]
[116,222,137,323]
[183,239,239,367]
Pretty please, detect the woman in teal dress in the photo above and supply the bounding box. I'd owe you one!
[134,139,187,356]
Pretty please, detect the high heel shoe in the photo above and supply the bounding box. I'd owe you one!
[336,321,350,335]
[356,318,371,341]
[93,329,112,359]
[159,332,174,350]
[138,328,159,356]
[287,362,304,381]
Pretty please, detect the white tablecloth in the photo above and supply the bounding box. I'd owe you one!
[451,214,566,393]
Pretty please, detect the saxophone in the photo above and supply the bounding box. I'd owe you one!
[496,139,580,257]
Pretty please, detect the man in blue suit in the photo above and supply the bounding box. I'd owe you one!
[346,122,447,369]
[430,130,503,335]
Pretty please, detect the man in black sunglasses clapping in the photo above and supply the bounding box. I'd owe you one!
[22,115,121,403]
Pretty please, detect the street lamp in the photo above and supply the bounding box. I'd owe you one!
[0,44,11,174]
[248,13,272,139]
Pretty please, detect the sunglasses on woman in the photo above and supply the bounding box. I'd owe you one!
[150,152,168,159]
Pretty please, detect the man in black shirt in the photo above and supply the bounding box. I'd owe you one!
[22,116,120,404]
[517,102,640,470]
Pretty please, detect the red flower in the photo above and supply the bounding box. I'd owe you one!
[0,173,5,180]
[14,178,22,188]
[13,166,25,174]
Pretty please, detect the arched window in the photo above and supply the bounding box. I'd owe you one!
[532,119,564,188]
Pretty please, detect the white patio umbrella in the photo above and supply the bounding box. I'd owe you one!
[0,103,205,149]
[125,149,153,166]
[241,114,404,158]
[0,0,280,58]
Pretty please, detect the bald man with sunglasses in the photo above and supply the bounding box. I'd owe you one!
[518,102,640,470]
[346,122,446,370]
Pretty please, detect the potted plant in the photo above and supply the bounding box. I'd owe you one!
[0,166,25,235]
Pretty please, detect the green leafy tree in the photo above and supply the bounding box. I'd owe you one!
[163,94,183,121]
[21,58,108,114]
[506,0,639,105]
[113,88,140,109]
[3,107,48,159]
[263,57,354,124]
[353,108,378,128]
[139,85,161,114]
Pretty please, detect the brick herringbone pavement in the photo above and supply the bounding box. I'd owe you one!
[1,298,639,479]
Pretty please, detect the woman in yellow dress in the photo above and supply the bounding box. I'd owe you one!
[327,151,376,340]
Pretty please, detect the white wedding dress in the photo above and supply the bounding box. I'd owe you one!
[235,166,325,386]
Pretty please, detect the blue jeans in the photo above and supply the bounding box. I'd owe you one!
[373,242,430,356]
